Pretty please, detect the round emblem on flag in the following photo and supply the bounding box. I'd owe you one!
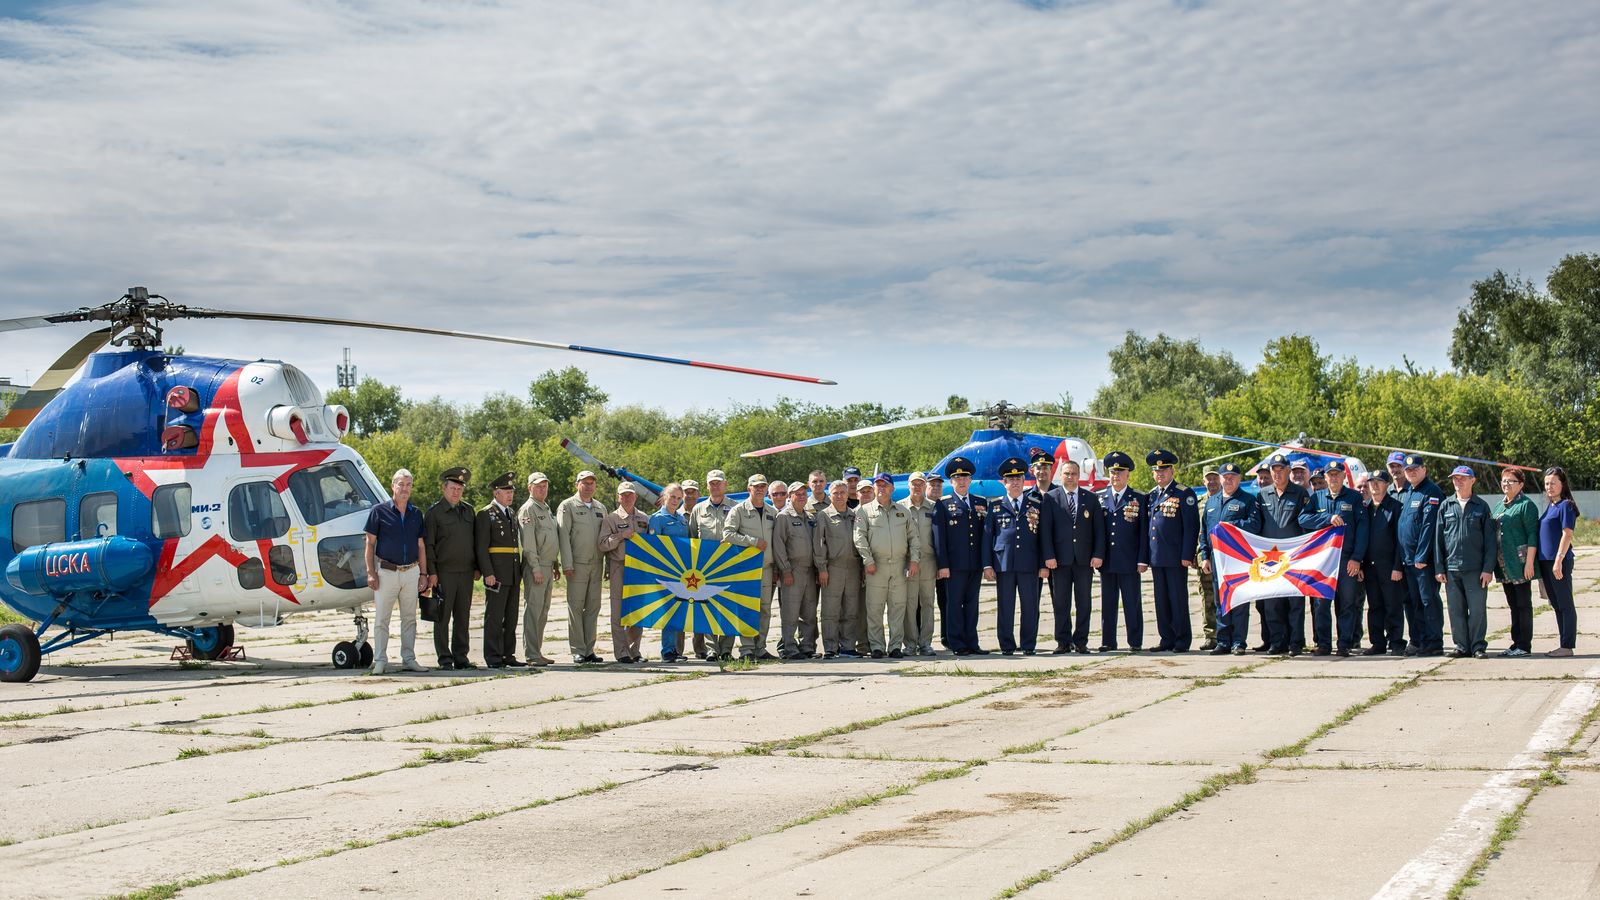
[1248,546,1288,582]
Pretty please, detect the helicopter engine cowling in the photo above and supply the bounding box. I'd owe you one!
[266,404,312,445]
[5,536,156,598]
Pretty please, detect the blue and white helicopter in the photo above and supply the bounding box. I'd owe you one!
[0,288,833,683]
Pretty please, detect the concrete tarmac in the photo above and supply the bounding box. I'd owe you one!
[2,551,1597,899]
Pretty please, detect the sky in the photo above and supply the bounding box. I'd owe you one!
[1,0,1596,421]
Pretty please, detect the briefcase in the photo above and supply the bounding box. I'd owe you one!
[418,587,442,623]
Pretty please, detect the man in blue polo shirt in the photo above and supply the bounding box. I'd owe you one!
[364,468,429,675]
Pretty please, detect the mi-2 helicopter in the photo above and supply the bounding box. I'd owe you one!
[0,288,833,683]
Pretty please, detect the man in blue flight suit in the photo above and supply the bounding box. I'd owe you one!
[1098,451,1148,652]
[984,456,1052,655]
[1199,462,1263,655]
[1396,454,1446,656]
[1362,471,1408,656]
[932,456,990,656]
[1144,448,1199,652]
[1041,457,1105,653]
[1257,453,1312,655]
[1298,461,1369,655]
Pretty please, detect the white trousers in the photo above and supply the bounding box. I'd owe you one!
[373,565,420,665]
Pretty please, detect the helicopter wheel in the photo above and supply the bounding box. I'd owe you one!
[0,625,42,684]
[185,624,235,661]
[332,641,360,670]
[358,641,374,668]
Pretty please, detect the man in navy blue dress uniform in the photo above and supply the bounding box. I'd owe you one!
[1040,456,1104,653]
[1199,462,1263,654]
[932,456,990,655]
[1098,451,1148,652]
[1145,449,1200,652]
[983,456,1051,655]
[1298,460,1369,655]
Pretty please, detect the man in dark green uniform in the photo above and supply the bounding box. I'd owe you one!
[476,471,526,668]
[424,467,477,670]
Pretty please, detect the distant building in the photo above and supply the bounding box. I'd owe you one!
[0,377,28,397]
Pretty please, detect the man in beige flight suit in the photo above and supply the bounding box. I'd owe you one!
[557,469,608,663]
[598,482,652,663]
[899,472,939,656]
[855,472,921,658]
[726,474,779,660]
[517,471,561,666]
[692,469,737,661]
[773,480,819,659]
[851,480,878,654]
[813,480,863,658]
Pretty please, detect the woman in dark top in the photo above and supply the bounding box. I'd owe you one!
[1537,466,1579,657]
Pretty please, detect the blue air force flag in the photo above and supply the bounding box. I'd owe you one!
[621,535,764,637]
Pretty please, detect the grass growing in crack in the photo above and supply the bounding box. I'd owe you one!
[1262,675,1421,760]
[997,763,1259,897]
[114,868,252,899]
[745,683,1015,755]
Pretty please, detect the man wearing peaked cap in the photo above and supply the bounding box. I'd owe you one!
[1097,452,1147,652]
[843,466,863,509]
[425,466,477,670]
[984,457,1051,655]
[476,472,526,668]
[727,474,781,660]
[1395,454,1446,656]
[1144,449,1199,653]
[557,468,609,663]
[1386,451,1407,496]
[933,455,990,655]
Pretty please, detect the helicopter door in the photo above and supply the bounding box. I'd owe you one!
[224,479,300,626]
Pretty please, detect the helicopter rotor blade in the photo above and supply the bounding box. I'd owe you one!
[1015,410,1299,451]
[1190,445,1269,468]
[182,308,837,386]
[558,438,662,505]
[0,310,93,333]
[1299,436,1541,473]
[0,327,115,429]
[740,411,976,459]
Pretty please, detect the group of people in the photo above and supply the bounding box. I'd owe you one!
[358,448,1584,673]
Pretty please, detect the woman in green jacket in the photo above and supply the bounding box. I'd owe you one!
[1492,471,1540,657]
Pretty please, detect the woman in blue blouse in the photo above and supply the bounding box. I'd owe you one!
[649,483,692,661]
[1537,467,1579,657]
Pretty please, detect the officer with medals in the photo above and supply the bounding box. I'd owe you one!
[474,471,526,668]
[424,466,477,670]
[983,456,1051,655]
[932,456,989,655]
[1040,456,1104,654]
[1098,451,1148,652]
[1298,460,1369,655]
[1199,462,1263,654]
[1396,454,1446,656]
[1144,449,1200,652]
[1257,453,1311,655]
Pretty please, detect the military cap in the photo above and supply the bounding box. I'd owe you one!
[441,466,470,485]
[1102,451,1134,472]
[1450,465,1474,478]
[1387,450,1407,465]
[706,469,727,483]
[747,473,767,486]
[787,481,805,492]
[1029,446,1051,462]
[998,457,1028,479]
[490,471,516,492]
[1323,460,1346,474]
[1202,464,1220,476]
[680,479,700,491]
[907,471,927,483]
[1370,470,1392,483]
[617,481,638,495]
[925,471,944,482]
[1267,453,1290,468]
[1146,448,1178,469]
[526,471,549,485]
[843,466,863,479]
[575,469,597,482]
[1402,454,1425,469]
[1217,462,1244,477]
[945,456,976,478]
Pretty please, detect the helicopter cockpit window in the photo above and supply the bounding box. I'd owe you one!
[78,492,118,539]
[228,482,290,542]
[151,483,192,539]
[288,461,379,527]
[12,498,66,552]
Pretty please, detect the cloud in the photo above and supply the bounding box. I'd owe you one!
[0,0,1596,421]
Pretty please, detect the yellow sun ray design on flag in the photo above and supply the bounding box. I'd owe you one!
[622,535,764,636]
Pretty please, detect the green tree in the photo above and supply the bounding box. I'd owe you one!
[528,366,609,423]
[397,396,463,447]
[325,377,403,435]
[1450,253,1600,409]
[462,392,546,457]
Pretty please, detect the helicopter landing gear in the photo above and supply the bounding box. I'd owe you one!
[0,625,42,684]
[184,623,236,661]
[333,615,373,670]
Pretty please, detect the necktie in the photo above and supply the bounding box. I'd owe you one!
[1066,491,1076,519]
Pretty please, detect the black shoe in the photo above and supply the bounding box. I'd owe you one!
[1052,645,1070,655]
[1403,647,1419,657]
[1269,645,1289,655]
[591,654,609,663]
[1097,645,1116,653]
[1022,649,1037,656]
[1473,649,1487,659]
[971,648,992,655]
[1074,644,1090,654]
[838,649,860,658]
[823,650,838,659]
[953,649,971,656]
[756,651,779,661]
[1199,641,1217,651]
[1000,649,1014,656]
[1210,645,1232,656]
[505,658,529,667]
[1128,647,1142,654]
[438,659,455,670]
[888,649,903,658]
[1362,646,1385,656]
[1313,647,1331,657]
[456,660,478,669]
[1287,647,1301,658]
[703,652,719,662]
[1446,648,1468,658]
[1155,644,1173,653]
[871,649,885,659]
[1254,643,1271,652]
[1336,648,1350,657]
[1419,649,1444,658]
[1389,647,1407,657]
